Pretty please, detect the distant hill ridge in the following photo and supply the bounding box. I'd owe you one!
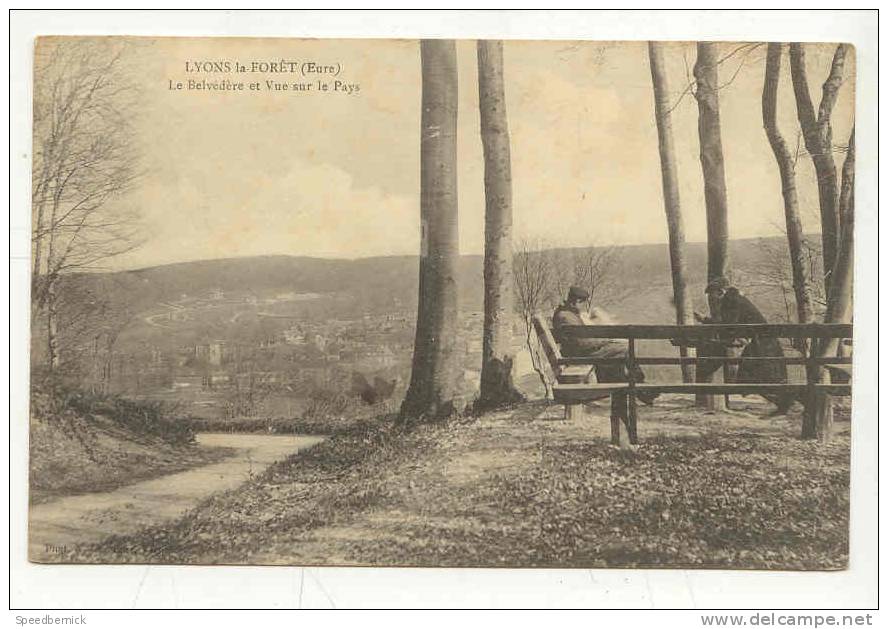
[74,236,797,323]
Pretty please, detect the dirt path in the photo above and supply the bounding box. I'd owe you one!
[29,433,324,562]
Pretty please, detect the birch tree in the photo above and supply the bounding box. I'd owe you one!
[693,42,731,409]
[789,43,849,296]
[803,128,854,442]
[762,42,815,326]
[32,39,142,371]
[400,40,462,421]
[475,40,525,411]
[648,41,694,383]
[788,43,852,441]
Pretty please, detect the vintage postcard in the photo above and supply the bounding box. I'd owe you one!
[28,35,856,570]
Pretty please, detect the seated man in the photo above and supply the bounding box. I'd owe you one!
[552,285,656,410]
[721,285,795,414]
[693,277,742,404]
[697,278,795,414]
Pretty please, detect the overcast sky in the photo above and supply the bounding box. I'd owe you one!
[80,37,854,269]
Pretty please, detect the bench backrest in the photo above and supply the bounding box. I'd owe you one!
[531,314,563,370]
[532,314,602,386]
[533,316,852,391]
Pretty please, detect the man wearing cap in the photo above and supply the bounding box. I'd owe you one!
[693,276,739,399]
[552,285,656,407]
[553,286,626,359]
[696,279,795,414]
[694,276,732,324]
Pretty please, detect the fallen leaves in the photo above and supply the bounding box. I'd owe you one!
[69,405,850,570]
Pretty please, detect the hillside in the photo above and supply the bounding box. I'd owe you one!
[70,235,797,324]
[29,384,232,503]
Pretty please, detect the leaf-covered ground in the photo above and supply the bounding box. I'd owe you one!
[68,396,850,569]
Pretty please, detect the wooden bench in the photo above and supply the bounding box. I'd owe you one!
[532,315,853,444]
[532,315,638,441]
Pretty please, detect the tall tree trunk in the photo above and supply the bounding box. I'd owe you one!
[648,41,694,384]
[838,129,855,252]
[763,43,814,326]
[400,40,462,422]
[789,43,848,296]
[803,128,854,442]
[693,42,730,409]
[31,198,46,297]
[475,40,525,411]
[46,276,60,371]
[31,142,52,306]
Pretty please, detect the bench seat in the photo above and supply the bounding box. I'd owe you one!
[553,381,851,403]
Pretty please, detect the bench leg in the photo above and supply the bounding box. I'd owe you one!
[565,404,585,421]
[610,393,637,447]
[610,395,622,446]
[628,392,639,445]
[610,416,621,445]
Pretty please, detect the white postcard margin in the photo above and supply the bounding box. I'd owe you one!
[7,9,879,612]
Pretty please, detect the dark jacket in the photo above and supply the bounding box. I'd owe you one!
[721,288,788,386]
[720,288,768,325]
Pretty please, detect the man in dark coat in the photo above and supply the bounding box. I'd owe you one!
[697,279,795,414]
[693,277,742,387]
[720,286,795,413]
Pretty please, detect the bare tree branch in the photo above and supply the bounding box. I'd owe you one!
[31,39,144,371]
[664,42,764,115]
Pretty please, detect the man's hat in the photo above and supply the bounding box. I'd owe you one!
[705,276,732,294]
[568,285,590,302]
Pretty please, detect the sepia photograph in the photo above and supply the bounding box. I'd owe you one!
[22,28,862,578]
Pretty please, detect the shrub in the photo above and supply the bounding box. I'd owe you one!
[302,387,360,422]
[31,378,194,446]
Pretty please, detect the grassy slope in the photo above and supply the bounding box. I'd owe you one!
[30,389,234,504]
[71,396,849,569]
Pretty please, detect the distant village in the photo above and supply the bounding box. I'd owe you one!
[103,287,498,419]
